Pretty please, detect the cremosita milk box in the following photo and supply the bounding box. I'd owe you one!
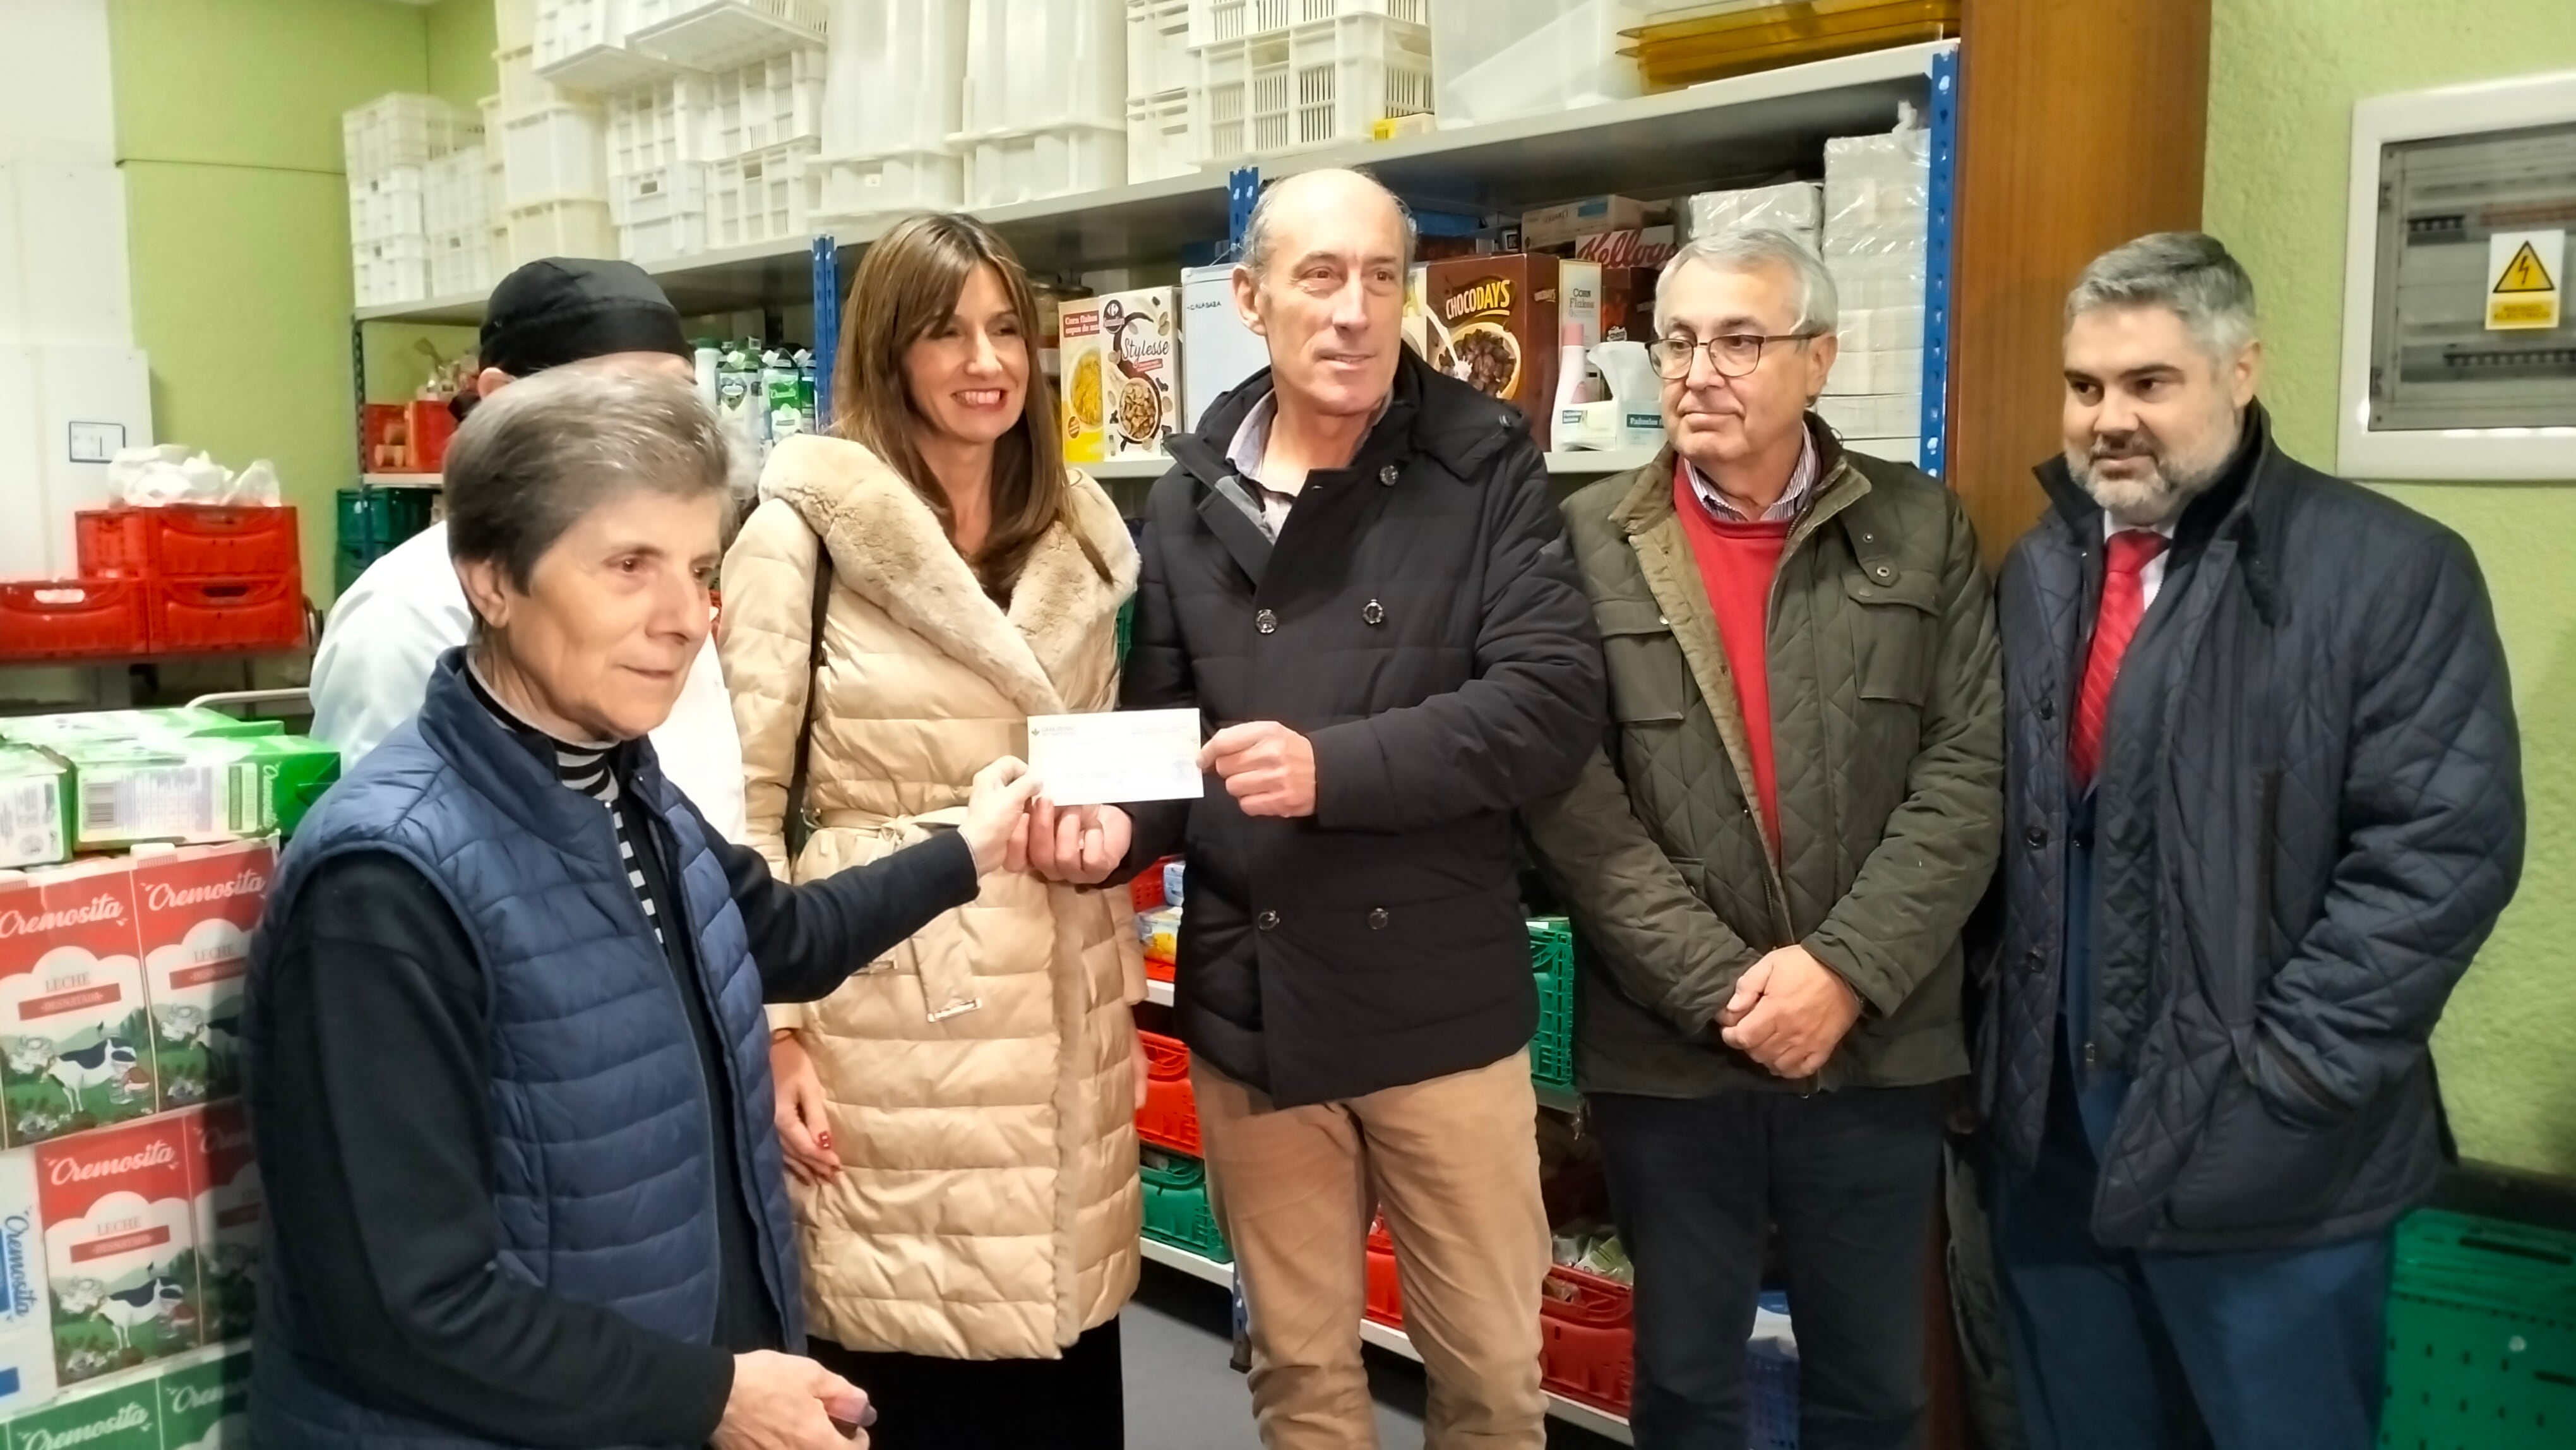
[0,861,155,1147]
[3,1374,157,1450]
[0,1149,57,1417]
[183,1104,256,1345]
[131,841,270,1111]
[38,1117,201,1386]
[157,1346,251,1450]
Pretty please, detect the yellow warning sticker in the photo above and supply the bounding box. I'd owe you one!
[2486,229,2564,331]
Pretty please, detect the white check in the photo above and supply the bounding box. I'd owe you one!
[1025,709,1205,807]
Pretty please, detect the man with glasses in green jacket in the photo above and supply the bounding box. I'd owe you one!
[1525,229,2004,1450]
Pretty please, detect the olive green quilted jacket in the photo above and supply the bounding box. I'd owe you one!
[1524,431,2003,1098]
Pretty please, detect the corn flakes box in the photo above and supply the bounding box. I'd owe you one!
[131,841,270,1111]
[0,860,155,1146]
[1059,297,1107,464]
[37,1117,202,1385]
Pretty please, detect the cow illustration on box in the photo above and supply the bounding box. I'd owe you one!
[134,840,270,1110]
[37,1117,201,1384]
[0,860,157,1145]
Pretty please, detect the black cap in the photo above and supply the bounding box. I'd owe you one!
[478,258,691,378]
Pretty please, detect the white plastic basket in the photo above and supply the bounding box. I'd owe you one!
[343,94,482,181]
[712,48,827,157]
[498,45,587,117]
[822,0,967,160]
[504,104,611,207]
[708,138,823,248]
[535,0,675,90]
[498,0,539,51]
[354,235,432,307]
[1431,0,1640,128]
[1188,0,1424,45]
[430,227,496,297]
[424,148,491,237]
[1126,89,1196,181]
[1128,0,1193,101]
[349,167,426,243]
[607,73,717,177]
[614,163,711,261]
[629,0,829,71]
[505,198,619,267]
[815,148,967,220]
[961,0,1126,139]
[964,122,1125,208]
[1191,11,1429,161]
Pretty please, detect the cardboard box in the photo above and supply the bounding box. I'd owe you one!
[1571,225,1679,269]
[4,1374,157,1450]
[1424,255,1560,428]
[1064,290,1181,461]
[1056,297,1105,463]
[133,842,270,1113]
[1522,195,1653,249]
[0,860,155,1146]
[155,1346,251,1450]
[52,736,338,852]
[181,1105,257,1346]
[37,1116,202,1386]
[1180,265,1267,434]
[0,1149,59,1418]
[0,752,66,873]
[0,712,275,750]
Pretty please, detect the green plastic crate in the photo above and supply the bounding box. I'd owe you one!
[335,485,439,595]
[1114,596,1136,663]
[1140,1149,1231,1264]
[2380,1209,2576,1449]
[1529,916,1575,1089]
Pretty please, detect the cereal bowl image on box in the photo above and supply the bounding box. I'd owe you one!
[133,841,271,1111]
[38,1117,202,1384]
[0,860,156,1146]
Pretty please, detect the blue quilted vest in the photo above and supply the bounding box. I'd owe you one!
[244,654,802,1449]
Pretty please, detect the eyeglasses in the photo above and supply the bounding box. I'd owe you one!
[1647,332,1825,380]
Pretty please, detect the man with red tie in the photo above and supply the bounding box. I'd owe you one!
[1977,233,2524,1450]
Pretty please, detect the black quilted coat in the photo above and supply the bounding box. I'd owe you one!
[1978,405,2523,1252]
[1117,351,1606,1107]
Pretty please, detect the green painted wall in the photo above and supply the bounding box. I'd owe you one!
[2205,1,2576,1179]
[426,0,499,115]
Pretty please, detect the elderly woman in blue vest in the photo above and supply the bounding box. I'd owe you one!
[244,365,1043,1450]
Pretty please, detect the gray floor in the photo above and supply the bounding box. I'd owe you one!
[1121,1261,1625,1450]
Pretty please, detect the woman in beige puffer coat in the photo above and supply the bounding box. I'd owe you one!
[716,213,1143,1449]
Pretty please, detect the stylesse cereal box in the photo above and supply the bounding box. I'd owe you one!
[157,1346,251,1450]
[131,841,270,1111]
[0,1149,56,1417]
[0,861,156,1146]
[37,1117,201,1386]
[4,1374,157,1450]
[183,1103,257,1345]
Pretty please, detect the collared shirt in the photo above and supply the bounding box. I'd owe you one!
[1223,388,1395,537]
[1683,427,1821,525]
[2103,512,2180,608]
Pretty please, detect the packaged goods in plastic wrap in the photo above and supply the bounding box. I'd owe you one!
[52,736,338,851]
[1136,905,1181,966]
[0,712,275,751]
[0,1148,58,1417]
[0,754,67,873]
[37,1116,202,1385]
[131,842,268,1111]
[0,860,155,1146]
[1683,181,1822,248]
[1523,195,1655,249]
[1160,859,1185,909]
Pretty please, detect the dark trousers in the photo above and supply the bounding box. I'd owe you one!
[808,1317,1124,1450]
[1590,1085,1947,1450]
[1990,1060,2391,1450]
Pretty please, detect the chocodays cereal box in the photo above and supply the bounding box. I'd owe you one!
[131,841,271,1111]
[38,1117,201,1386]
[0,861,155,1146]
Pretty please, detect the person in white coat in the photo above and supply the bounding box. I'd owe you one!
[310,258,747,838]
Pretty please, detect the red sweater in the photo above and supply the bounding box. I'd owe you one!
[1671,462,1792,856]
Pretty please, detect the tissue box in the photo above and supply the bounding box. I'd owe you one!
[52,736,338,851]
[0,749,69,871]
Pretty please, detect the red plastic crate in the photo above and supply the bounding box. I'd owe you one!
[76,505,302,580]
[1131,854,1180,912]
[0,578,152,659]
[148,573,307,653]
[1145,956,1174,984]
[1539,1264,1635,1416]
[363,401,456,474]
[1366,1219,1403,1327]
[1135,1029,1201,1156]
[73,510,154,578]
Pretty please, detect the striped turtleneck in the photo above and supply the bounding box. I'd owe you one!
[463,663,662,944]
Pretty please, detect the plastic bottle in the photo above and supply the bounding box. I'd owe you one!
[763,349,803,443]
[1551,322,1597,453]
[715,344,766,458]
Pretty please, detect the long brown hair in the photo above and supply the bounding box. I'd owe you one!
[832,213,1069,599]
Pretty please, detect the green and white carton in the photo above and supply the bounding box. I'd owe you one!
[52,736,339,851]
[0,752,67,872]
[0,712,277,750]
[155,1348,248,1450]
[3,1372,157,1450]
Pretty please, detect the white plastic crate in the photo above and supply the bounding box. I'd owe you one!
[1128,0,1193,100]
[965,122,1124,208]
[1126,89,1195,181]
[1188,0,1424,45]
[821,0,967,159]
[608,73,717,177]
[504,104,611,207]
[1191,11,1429,160]
[961,0,1126,138]
[504,198,619,267]
[536,0,676,90]
[343,93,481,180]
[354,235,432,307]
[709,138,823,248]
[498,44,587,117]
[629,0,829,70]
[1431,0,1640,128]
[425,148,490,237]
[612,162,711,261]
[712,48,826,157]
[483,99,511,227]
[498,0,539,50]
[430,227,495,297]
[348,167,426,243]
[815,148,967,220]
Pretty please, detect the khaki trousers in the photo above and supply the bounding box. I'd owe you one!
[1192,1050,1549,1450]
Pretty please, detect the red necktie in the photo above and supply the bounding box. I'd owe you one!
[2070,529,2168,789]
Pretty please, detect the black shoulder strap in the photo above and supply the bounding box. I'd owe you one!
[784,534,833,860]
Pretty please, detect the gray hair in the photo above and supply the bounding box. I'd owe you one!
[2066,232,2258,359]
[1655,229,1839,337]
[444,366,731,596]
[1239,167,1418,281]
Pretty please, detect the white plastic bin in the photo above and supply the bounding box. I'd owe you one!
[961,0,1126,140]
[1128,0,1193,100]
[712,48,828,157]
[708,138,823,248]
[504,104,611,207]
[822,0,968,160]
[965,123,1125,208]
[535,0,674,90]
[499,0,540,49]
[343,94,481,181]
[498,45,588,117]
[349,167,426,243]
[1191,11,1429,161]
[354,235,432,307]
[431,227,496,297]
[608,73,717,176]
[1126,88,1196,181]
[505,198,619,266]
[815,149,967,219]
[614,163,711,261]
[1431,0,1640,128]
[1189,0,1424,45]
[424,148,491,237]
[629,0,830,70]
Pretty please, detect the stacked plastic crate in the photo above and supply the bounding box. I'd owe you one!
[812,0,970,229]
[1126,0,1195,181]
[343,95,483,308]
[506,0,625,266]
[1816,126,1931,464]
[958,0,1129,208]
[1186,0,1433,165]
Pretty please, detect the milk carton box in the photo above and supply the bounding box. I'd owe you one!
[182,1104,257,1345]
[131,841,270,1111]
[0,750,68,872]
[0,860,156,1146]
[4,1374,157,1450]
[156,1347,251,1449]
[37,1117,201,1385]
[0,1149,57,1417]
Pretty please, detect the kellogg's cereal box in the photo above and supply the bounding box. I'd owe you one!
[131,841,270,1111]
[0,861,155,1146]
[0,1149,56,1417]
[156,1346,251,1450]
[182,1105,256,1345]
[37,1117,201,1385]
[4,1375,155,1450]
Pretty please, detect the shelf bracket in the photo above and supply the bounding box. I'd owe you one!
[1226,167,1261,263]
[811,235,841,433]
[1919,45,1960,479]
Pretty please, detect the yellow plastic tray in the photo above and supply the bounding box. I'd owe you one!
[1625,0,1961,90]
